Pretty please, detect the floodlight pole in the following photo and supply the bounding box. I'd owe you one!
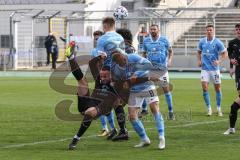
[9,11,16,56]
[9,11,17,69]
[13,20,19,70]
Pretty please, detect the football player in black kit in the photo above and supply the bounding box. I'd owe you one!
[66,42,160,149]
[66,43,119,149]
[224,23,240,135]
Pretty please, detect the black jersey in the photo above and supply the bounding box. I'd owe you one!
[96,82,116,94]
[228,38,240,90]
[228,38,240,71]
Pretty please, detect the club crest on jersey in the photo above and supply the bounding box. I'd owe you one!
[101,85,110,91]
[152,48,157,52]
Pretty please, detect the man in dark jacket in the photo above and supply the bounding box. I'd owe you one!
[44,33,58,69]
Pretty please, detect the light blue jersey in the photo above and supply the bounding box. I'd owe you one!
[113,53,154,93]
[198,37,226,71]
[143,36,170,69]
[90,48,98,58]
[96,31,124,67]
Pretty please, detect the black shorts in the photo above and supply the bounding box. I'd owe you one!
[91,89,119,116]
[77,96,102,114]
[78,89,118,117]
[235,75,240,91]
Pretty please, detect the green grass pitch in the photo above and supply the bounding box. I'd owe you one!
[0,77,239,160]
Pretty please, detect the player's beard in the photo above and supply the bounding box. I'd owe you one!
[100,79,111,85]
[151,32,158,39]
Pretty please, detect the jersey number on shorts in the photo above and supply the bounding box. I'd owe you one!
[214,74,219,81]
[149,90,155,97]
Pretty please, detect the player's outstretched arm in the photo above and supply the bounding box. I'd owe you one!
[197,50,202,67]
[88,56,104,81]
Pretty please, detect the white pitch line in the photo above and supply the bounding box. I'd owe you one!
[0,138,71,149]
[0,119,227,149]
[168,119,228,128]
[0,135,97,149]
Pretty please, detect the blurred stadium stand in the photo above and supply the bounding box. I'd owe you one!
[172,11,240,55]
[0,0,86,4]
[0,0,238,71]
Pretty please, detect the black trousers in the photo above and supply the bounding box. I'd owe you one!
[46,49,51,65]
[51,52,58,69]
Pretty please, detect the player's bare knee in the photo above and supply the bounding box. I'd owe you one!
[85,107,97,118]
[202,87,208,92]
[128,110,138,121]
[162,86,169,93]
[129,114,137,121]
[149,102,159,113]
[84,110,93,117]
[214,84,221,92]
[215,88,221,92]
[128,111,137,120]
[235,97,240,105]
[237,90,240,97]
[201,82,208,91]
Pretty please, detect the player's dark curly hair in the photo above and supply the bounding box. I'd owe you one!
[101,65,110,71]
[235,23,240,28]
[116,28,133,44]
[93,30,103,36]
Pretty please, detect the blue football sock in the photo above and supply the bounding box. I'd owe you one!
[216,91,222,109]
[203,91,211,109]
[142,99,147,111]
[99,115,107,130]
[154,112,165,137]
[131,119,148,140]
[107,111,115,130]
[164,92,173,112]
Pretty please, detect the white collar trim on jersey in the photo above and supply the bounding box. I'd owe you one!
[205,37,215,44]
[150,35,160,42]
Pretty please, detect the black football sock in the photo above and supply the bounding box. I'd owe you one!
[76,115,92,137]
[114,105,127,133]
[229,102,240,128]
[69,59,83,81]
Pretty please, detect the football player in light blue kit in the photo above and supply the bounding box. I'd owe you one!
[112,50,165,150]
[96,17,124,67]
[197,24,228,116]
[96,17,129,140]
[142,24,175,120]
[91,30,115,137]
